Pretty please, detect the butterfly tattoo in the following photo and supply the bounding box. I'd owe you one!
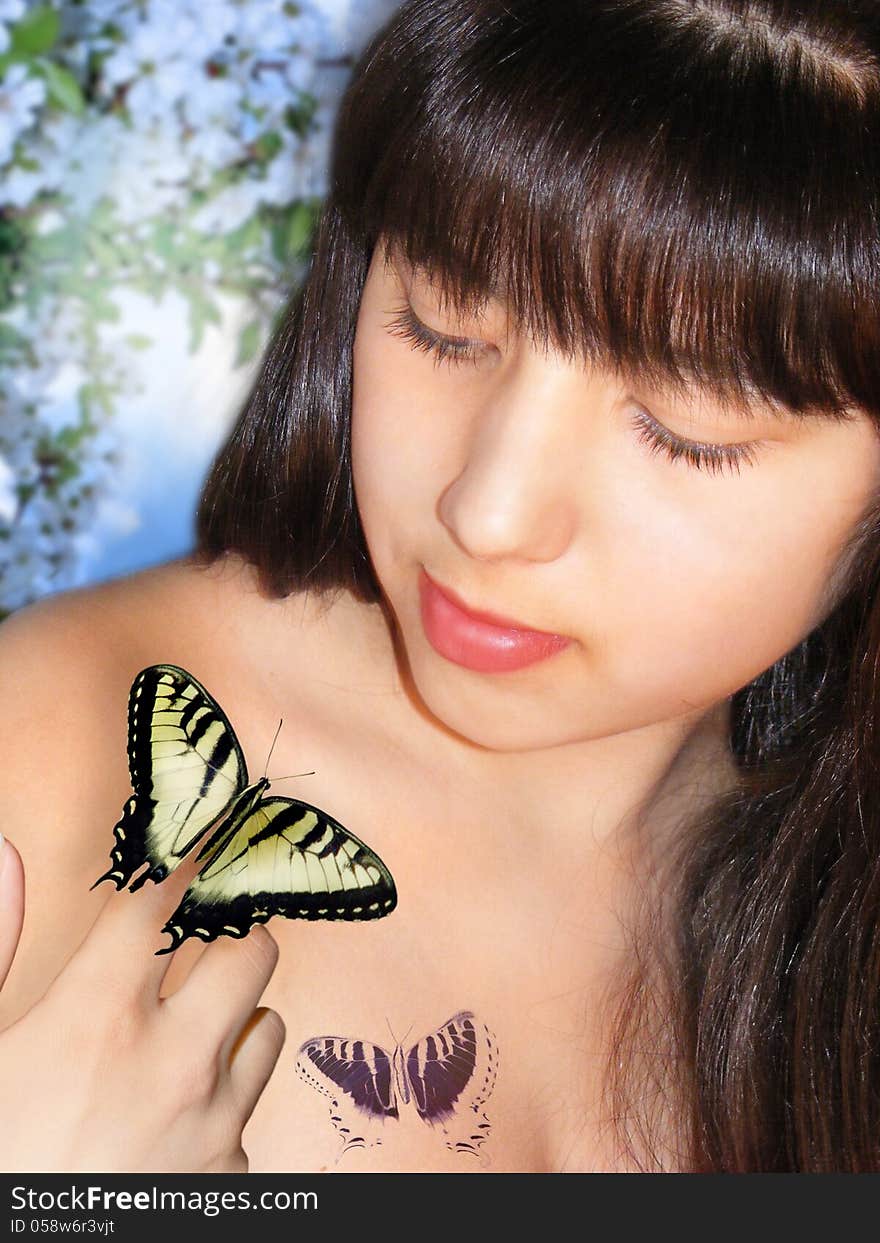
[296,1010,499,1159]
[93,663,397,953]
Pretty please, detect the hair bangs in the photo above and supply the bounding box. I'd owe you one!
[336,0,880,422]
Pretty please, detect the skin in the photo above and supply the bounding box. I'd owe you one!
[351,238,880,846]
[1,237,879,1172]
[0,837,285,1173]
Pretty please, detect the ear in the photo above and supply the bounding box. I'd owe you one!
[0,836,25,993]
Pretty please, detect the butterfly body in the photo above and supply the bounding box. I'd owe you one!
[95,664,397,953]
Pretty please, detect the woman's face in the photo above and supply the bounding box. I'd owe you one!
[350,241,880,752]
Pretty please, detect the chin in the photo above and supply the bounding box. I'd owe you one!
[405,662,589,754]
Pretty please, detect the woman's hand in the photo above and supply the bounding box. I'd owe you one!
[0,833,285,1173]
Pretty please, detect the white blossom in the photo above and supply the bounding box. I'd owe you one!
[0,455,16,525]
[0,64,47,164]
[0,0,24,55]
[0,0,396,613]
[183,122,243,169]
[190,179,261,234]
[101,9,201,90]
[1,163,48,209]
[181,76,244,131]
[0,0,25,21]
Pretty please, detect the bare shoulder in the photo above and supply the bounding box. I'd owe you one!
[0,555,268,1021]
[0,566,167,832]
[0,553,404,1023]
[0,551,319,761]
[0,556,226,798]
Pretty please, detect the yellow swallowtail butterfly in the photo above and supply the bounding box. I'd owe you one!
[93,664,397,953]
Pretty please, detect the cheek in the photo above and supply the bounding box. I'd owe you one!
[352,394,424,560]
[602,468,868,709]
[351,350,456,567]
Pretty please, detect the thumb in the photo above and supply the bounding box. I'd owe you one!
[0,834,25,992]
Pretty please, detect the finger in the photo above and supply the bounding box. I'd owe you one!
[227,1006,286,1118]
[166,924,280,1057]
[63,846,206,1006]
[0,835,25,992]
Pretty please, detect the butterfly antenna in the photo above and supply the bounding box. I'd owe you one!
[263,719,283,779]
[269,770,316,783]
[387,1017,414,1048]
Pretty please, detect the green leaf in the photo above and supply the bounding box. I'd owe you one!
[152,220,177,262]
[0,214,28,256]
[29,227,82,264]
[88,233,121,269]
[286,200,317,258]
[234,319,263,367]
[221,212,262,252]
[78,381,113,421]
[128,273,165,300]
[9,6,60,56]
[31,59,85,115]
[270,201,316,264]
[253,130,283,163]
[284,95,318,137]
[123,334,153,351]
[181,285,223,353]
[0,321,28,351]
[81,285,121,323]
[269,217,287,266]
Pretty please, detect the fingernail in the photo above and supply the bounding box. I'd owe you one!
[0,833,6,878]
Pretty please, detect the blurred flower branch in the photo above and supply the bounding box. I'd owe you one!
[0,0,343,616]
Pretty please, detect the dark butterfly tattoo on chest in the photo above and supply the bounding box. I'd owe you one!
[296,1010,499,1161]
[93,663,397,952]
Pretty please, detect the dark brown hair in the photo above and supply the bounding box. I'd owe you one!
[198,0,880,1169]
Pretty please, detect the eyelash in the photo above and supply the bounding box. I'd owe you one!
[385,300,485,367]
[384,300,764,476]
[627,407,762,477]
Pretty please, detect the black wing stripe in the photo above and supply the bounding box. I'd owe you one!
[200,728,234,796]
[179,695,206,732]
[94,665,248,892]
[156,794,397,951]
[99,665,398,949]
[296,1038,398,1119]
[186,708,218,751]
[407,1015,479,1122]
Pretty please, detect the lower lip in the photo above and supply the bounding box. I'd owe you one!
[418,569,571,673]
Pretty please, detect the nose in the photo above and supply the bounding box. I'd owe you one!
[437,349,583,565]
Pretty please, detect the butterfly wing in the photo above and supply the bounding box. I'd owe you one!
[156,794,398,953]
[406,1011,499,1156]
[93,664,247,891]
[296,1035,399,1153]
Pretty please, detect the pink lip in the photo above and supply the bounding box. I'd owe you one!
[418,568,571,673]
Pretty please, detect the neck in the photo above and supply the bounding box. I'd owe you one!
[283,574,737,869]
[208,554,737,876]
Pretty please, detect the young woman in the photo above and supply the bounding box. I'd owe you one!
[2,0,880,1173]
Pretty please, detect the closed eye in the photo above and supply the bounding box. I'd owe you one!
[385,298,767,475]
[384,300,486,367]
[628,405,766,476]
